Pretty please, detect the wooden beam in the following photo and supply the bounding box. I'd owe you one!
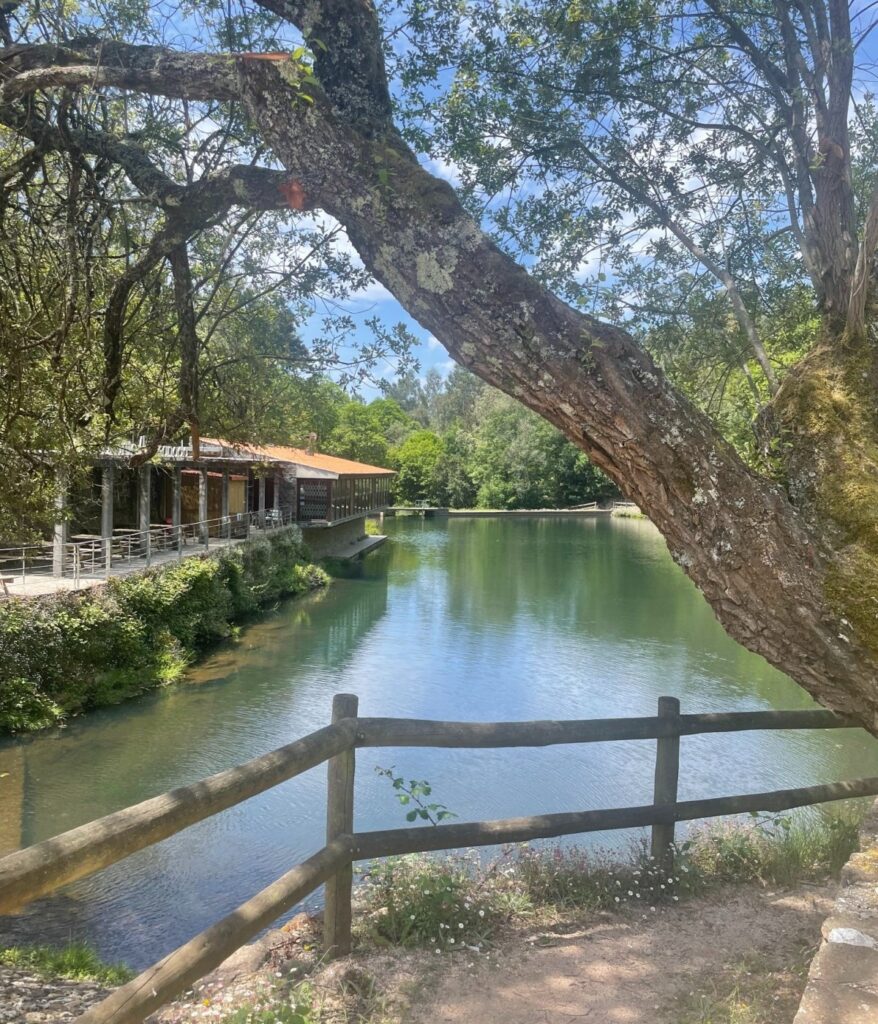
[75,839,351,1024]
[138,465,151,535]
[350,776,878,859]
[0,720,357,914]
[100,465,114,540]
[353,709,852,749]
[221,465,230,539]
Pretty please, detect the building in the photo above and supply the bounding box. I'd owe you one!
[2,439,395,590]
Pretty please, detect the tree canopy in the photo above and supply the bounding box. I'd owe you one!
[3,1,878,729]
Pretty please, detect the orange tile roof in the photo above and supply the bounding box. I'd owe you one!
[203,438,395,477]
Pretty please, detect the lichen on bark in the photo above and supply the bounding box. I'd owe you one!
[774,343,878,656]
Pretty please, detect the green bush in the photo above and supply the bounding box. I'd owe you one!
[0,527,329,733]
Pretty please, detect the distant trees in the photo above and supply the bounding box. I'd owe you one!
[323,368,616,508]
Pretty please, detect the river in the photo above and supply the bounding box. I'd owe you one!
[1,515,876,968]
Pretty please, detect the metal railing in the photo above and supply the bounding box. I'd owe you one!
[0,694,874,1024]
[0,506,296,591]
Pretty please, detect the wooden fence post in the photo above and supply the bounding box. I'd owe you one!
[650,696,680,872]
[324,693,358,958]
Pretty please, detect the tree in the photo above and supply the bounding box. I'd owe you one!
[469,391,616,508]
[326,403,383,465]
[393,429,447,504]
[3,2,878,728]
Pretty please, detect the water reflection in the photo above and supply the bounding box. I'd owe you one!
[1,516,876,967]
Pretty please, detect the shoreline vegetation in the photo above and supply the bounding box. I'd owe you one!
[3,808,862,1023]
[0,526,328,735]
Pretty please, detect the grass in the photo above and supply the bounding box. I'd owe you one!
[217,975,394,1024]
[356,807,863,952]
[219,988,316,1024]
[669,949,814,1023]
[0,940,133,985]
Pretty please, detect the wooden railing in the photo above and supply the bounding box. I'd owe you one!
[1,695,876,1024]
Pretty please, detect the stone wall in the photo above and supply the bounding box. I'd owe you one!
[794,798,878,1022]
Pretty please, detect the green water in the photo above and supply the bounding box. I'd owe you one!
[1,516,876,967]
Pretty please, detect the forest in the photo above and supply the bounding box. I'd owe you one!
[321,368,617,509]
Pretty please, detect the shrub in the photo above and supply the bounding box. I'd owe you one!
[0,527,328,733]
[361,851,503,950]
[681,809,861,887]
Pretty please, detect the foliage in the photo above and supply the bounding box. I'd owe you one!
[375,766,457,824]
[320,368,616,508]
[361,851,502,950]
[358,808,862,950]
[392,430,448,505]
[682,810,861,888]
[0,941,133,985]
[0,528,328,733]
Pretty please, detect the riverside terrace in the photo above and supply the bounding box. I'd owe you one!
[0,438,395,596]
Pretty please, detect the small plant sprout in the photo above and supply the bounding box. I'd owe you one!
[375,766,457,824]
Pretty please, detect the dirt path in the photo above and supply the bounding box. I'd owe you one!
[8,882,831,1023]
[409,884,833,1024]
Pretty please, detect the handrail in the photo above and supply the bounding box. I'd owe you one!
[0,696,871,1024]
[0,505,297,589]
[0,708,853,915]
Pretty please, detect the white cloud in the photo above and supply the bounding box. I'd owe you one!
[426,334,445,350]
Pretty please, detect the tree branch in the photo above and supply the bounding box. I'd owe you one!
[252,0,393,132]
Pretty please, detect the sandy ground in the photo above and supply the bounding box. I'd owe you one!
[407,884,833,1024]
[4,882,832,1023]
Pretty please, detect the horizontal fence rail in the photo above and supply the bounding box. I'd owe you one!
[0,696,874,1024]
[0,721,355,914]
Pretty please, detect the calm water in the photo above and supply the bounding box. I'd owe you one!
[2,516,877,967]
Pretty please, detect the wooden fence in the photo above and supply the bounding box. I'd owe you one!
[1,694,877,1024]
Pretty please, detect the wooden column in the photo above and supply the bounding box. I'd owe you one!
[273,470,282,512]
[221,466,230,539]
[258,475,266,528]
[324,693,358,958]
[138,466,151,534]
[139,465,151,565]
[101,465,114,574]
[51,468,68,578]
[198,468,209,546]
[171,466,182,555]
[650,696,681,872]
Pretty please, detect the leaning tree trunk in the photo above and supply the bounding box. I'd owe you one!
[236,61,878,729]
[2,24,878,730]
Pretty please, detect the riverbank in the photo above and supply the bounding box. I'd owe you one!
[2,810,861,1023]
[0,526,328,735]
